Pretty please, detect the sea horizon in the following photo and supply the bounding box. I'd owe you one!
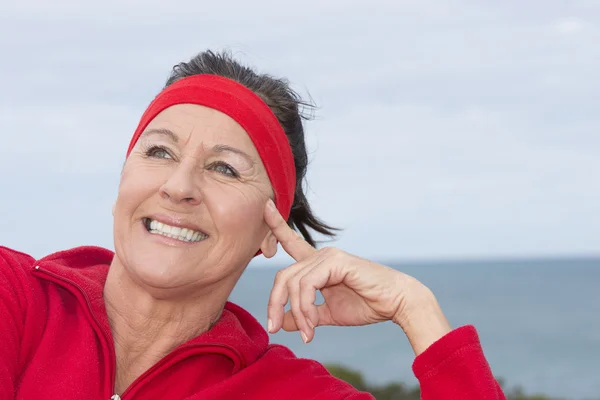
[232,256,600,400]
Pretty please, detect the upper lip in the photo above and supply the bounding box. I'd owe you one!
[144,213,208,235]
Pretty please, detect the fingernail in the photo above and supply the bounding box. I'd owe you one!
[267,319,273,333]
[301,331,308,343]
[266,199,276,211]
[307,318,315,329]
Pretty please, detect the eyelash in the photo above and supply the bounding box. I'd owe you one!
[208,161,239,178]
[142,145,239,178]
[143,145,172,160]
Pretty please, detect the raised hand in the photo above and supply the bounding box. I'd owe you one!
[263,200,452,355]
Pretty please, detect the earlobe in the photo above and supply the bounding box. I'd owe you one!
[260,231,278,258]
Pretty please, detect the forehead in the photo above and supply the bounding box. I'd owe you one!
[145,104,258,152]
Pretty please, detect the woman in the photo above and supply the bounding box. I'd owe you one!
[0,50,505,399]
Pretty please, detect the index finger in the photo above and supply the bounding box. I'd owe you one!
[264,200,317,261]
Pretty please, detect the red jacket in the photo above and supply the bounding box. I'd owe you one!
[0,245,506,399]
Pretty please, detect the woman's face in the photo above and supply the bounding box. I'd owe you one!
[112,104,276,296]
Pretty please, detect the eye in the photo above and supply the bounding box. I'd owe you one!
[209,161,239,178]
[145,145,173,160]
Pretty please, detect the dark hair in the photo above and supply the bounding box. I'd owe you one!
[164,50,338,247]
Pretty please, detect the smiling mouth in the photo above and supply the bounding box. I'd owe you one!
[142,218,208,243]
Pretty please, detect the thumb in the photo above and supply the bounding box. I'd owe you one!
[281,304,335,332]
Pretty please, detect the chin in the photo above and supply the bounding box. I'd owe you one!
[127,255,190,290]
[113,219,255,295]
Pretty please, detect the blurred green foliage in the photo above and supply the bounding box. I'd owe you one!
[324,364,577,400]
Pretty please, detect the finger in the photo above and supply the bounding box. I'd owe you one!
[282,310,298,331]
[267,268,290,334]
[282,302,335,331]
[286,269,314,343]
[282,251,349,334]
[285,256,342,343]
[264,200,316,261]
[267,257,313,334]
[298,260,328,335]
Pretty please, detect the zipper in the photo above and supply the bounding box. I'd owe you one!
[33,266,117,399]
[33,265,246,400]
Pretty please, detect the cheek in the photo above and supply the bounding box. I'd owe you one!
[206,185,266,236]
[115,164,165,215]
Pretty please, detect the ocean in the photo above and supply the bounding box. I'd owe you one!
[230,258,600,400]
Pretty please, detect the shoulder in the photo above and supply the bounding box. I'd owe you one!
[247,344,373,399]
[1,245,113,298]
[0,247,39,339]
[0,245,112,341]
[0,246,37,296]
[1,245,113,278]
[0,246,36,269]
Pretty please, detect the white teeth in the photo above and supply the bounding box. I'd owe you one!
[146,219,207,243]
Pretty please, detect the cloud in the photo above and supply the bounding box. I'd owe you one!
[555,17,587,35]
[0,0,598,261]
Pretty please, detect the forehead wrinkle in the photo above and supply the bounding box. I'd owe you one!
[180,123,196,147]
[166,105,262,170]
[185,140,207,162]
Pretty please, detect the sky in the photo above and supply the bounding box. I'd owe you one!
[0,0,598,265]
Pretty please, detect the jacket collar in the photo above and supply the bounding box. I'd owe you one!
[33,245,269,369]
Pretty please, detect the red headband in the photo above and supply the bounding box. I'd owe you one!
[126,74,296,221]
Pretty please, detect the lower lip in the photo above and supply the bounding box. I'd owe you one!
[141,221,204,247]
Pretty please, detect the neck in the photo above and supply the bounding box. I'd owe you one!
[103,261,234,394]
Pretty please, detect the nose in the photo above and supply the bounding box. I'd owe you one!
[159,160,202,206]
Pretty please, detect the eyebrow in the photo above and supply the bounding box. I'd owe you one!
[141,128,179,143]
[142,128,254,164]
[212,144,255,165]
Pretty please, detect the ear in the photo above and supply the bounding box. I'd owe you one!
[259,230,278,258]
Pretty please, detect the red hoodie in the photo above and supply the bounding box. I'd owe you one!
[0,245,506,400]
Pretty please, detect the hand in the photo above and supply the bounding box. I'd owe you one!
[264,200,452,355]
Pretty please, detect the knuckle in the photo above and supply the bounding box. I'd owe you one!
[284,232,303,247]
[319,246,338,259]
[267,295,285,307]
[275,219,287,229]
[298,276,312,290]
[320,246,335,255]
[292,231,304,241]
[290,300,302,314]
[267,303,282,312]
[300,303,312,315]
[291,311,302,324]
[273,269,288,284]
[327,246,345,259]
[286,276,300,292]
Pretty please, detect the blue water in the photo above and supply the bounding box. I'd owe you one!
[230,258,600,400]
